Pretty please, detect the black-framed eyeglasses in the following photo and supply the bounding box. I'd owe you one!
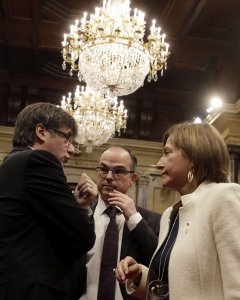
[49,128,74,144]
[96,166,135,179]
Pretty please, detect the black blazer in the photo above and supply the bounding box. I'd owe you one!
[0,147,95,300]
[72,201,161,300]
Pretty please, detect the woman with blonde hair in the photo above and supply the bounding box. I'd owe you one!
[116,122,240,299]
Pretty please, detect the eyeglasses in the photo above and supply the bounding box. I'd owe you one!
[48,127,81,155]
[49,128,74,144]
[96,166,135,179]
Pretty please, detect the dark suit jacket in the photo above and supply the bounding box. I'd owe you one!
[0,147,95,300]
[72,201,161,300]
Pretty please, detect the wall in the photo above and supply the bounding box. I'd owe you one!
[0,126,178,214]
[206,100,240,183]
[2,101,239,215]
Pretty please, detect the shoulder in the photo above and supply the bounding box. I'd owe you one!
[193,182,240,223]
[5,147,58,162]
[211,182,240,207]
[3,148,61,172]
[199,182,240,203]
[30,149,61,166]
[206,184,240,240]
[2,148,33,170]
[215,182,240,192]
[184,181,240,206]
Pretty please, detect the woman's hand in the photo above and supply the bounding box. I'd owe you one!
[115,256,142,285]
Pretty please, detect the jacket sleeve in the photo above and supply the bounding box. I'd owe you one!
[214,184,240,298]
[24,150,95,259]
[129,209,161,265]
[125,264,149,299]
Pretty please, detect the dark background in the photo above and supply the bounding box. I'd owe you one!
[0,0,239,142]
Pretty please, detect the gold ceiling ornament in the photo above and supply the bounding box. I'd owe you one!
[61,0,170,96]
[60,85,128,153]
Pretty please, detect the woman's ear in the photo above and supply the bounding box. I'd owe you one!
[189,161,195,171]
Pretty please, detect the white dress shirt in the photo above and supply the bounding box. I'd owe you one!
[80,196,142,300]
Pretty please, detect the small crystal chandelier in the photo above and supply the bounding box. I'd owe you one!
[60,85,128,153]
[61,0,170,96]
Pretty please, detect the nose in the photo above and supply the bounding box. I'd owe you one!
[155,156,164,170]
[67,143,76,155]
[105,170,114,179]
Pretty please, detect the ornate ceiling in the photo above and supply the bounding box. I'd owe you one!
[0,0,239,142]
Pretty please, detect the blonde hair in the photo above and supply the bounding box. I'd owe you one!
[163,122,230,183]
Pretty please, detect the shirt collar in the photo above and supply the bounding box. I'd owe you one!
[97,195,123,215]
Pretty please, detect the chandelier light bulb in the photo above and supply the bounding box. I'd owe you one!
[60,86,128,153]
[206,96,223,114]
[61,0,170,96]
[210,96,222,109]
[194,117,202,123]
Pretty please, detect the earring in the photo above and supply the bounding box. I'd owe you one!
[188,170,194,183]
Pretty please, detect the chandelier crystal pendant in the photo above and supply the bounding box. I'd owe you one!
[61,0,170,96]
[60,85,128,153]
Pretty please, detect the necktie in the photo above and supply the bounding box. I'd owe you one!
[97,206,119,300]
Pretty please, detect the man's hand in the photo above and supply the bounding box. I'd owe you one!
[108,190,137,219]
[115,256,142,285]
[74,173,98,208]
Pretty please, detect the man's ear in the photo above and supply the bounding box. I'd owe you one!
[35,124,47,143]
[131,172,139,184]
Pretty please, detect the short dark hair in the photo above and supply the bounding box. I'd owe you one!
[101,145,137,171]
[13,102,77,147]
[163,122,230,183]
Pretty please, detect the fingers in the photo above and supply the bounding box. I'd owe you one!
[115,257,132,283]
[79,182,96,197]
[78,174,97,193]
[115,256,141,285]
[77,173,93,189]
[108,190,137,219]
[75,173,98,206]
[108,190,131,205]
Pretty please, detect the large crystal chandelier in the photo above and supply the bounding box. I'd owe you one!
[60,85,128,153]
[61,0,170,96]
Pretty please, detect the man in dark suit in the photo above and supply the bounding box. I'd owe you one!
[77,146,161,300]
[0,102,96,300]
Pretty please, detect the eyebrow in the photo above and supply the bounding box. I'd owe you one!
[163,146,172,151]
[66,131,74,136]
[100,163,127,169]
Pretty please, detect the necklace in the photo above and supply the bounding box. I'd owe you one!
[147,212,179,300]
[158,212,179,281]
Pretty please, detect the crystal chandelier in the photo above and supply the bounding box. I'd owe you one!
[61,0,170,96]
[60,85,128,153]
